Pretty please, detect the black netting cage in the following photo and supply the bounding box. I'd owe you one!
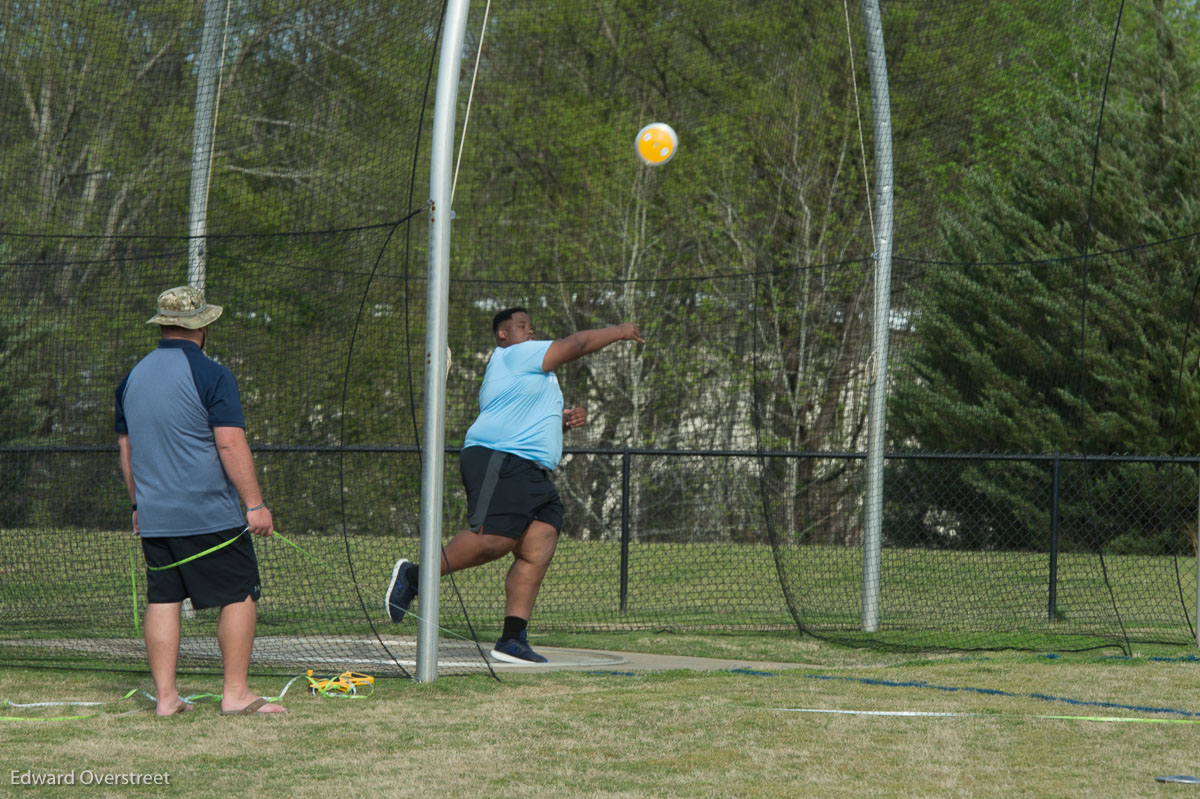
[3,0,1200,675]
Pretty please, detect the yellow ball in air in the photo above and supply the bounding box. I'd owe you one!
[635,122,678,166]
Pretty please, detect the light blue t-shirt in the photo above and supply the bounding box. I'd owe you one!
[114,340,246,537]
[463,340,563,470]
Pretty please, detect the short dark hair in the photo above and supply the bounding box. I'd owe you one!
[492,306,528,334]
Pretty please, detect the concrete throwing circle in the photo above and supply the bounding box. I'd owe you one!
[487,647,628,670]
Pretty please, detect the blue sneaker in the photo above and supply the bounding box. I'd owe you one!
[490,630,548,664]
[386,559,418,623]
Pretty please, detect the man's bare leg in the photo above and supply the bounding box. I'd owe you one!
[504,521,559,620]
[439,528,517,574]
[145,602,188,716]
[217,595,285,714]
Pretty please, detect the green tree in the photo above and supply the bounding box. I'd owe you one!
[0,2,198,269]
[887,0,1200,553]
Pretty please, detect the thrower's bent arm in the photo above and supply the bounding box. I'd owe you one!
[542,323,643,373]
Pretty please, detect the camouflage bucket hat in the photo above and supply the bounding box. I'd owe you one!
[146,285,223,329]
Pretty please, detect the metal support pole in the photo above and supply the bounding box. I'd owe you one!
[1048,457,1061,622]
[187,0,227,290]
[1195,464,1199,648]
[860,0,894,633]
[417,0,471,683]
[620,450,631,612]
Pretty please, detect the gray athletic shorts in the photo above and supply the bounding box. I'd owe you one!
[459,446,563,539]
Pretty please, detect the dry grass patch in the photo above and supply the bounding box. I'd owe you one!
[3,648,1200,797]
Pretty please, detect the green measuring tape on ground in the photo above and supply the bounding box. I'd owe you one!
[129,528,327,632]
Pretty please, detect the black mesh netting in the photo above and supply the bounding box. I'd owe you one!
[4,0,1200,675]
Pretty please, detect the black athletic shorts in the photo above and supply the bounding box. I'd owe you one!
[460,446,564,539]
[141,526,262,609]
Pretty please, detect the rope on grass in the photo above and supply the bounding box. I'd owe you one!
[303,670,375,699]
[1,689,142,722]
[150,671,374,706]
[0,672,375,721]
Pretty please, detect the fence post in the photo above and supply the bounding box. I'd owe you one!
[620,449,631,613]
[1048,455,1061,623]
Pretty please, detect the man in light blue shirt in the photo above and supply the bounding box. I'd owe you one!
[463,334,563,471]
[388,307,643,662]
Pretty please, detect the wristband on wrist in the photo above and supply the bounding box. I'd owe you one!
[247,502,266,512]
[131,503,137,511]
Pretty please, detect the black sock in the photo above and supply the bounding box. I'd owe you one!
[405,561,419,590]
[500,615,527,641]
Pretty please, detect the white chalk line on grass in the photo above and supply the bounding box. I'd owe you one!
[772,707,1200,724]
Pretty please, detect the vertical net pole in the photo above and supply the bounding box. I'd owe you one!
[187,0,227,290]
[859,0,894,633]
[418,0,472,683]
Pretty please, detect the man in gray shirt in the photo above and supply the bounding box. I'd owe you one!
[115,286,284,716]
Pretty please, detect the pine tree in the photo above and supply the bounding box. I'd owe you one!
[887,1,1200,553]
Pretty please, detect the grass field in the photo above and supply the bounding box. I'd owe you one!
[3,632,1200,797]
